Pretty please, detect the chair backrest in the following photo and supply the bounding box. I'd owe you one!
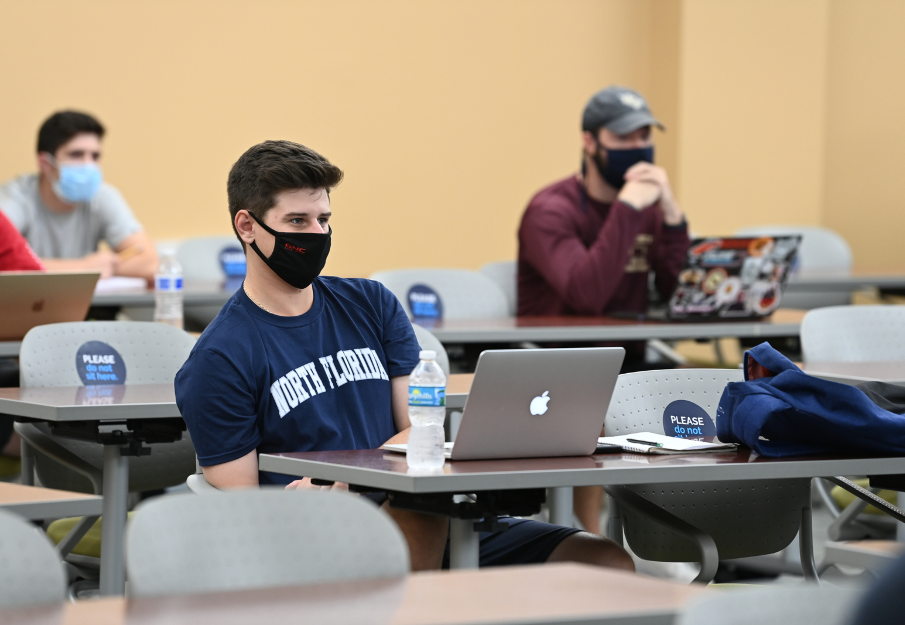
[480,261,517,316]
[126,489,410,598]
[369,269,510,320]
[18,322,198,493]
[176,235,245,280]
[677,584,862,625]
[801,305,905,363]
[735,225,853,274]
[411,323,450,377]
[605,369,811,561]
[20,321,196,387]
[0,510,66,609]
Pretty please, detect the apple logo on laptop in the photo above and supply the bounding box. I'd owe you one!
[529,391,550,416]
[32,300,44,312]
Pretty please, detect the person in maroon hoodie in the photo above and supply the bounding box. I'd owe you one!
[517,85,690,533]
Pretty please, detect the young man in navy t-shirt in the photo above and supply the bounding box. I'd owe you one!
[175,140,634,571]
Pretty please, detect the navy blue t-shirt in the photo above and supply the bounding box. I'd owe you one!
[175,276,420,485]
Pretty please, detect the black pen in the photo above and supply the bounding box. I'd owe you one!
[626,438,663,447]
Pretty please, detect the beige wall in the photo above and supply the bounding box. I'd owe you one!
[1,1,904,275]
[823,0,905,271]
[0,0,662,278]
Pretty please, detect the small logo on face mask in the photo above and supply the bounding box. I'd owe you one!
[284,243,307,254]
[619,93,645,110]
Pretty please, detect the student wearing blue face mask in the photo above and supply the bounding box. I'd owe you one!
[517,86,691,533]
[0,111,158,281]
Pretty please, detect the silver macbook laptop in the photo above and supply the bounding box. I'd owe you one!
[0,271,100,341]
[387,347,625,461]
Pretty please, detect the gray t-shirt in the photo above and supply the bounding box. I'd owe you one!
[0,173,142,259]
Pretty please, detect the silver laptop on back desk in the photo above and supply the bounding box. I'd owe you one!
[447,347,624,460]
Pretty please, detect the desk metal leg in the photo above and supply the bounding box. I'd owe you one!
[899,493,905,542]
[548,487,574,527]
[449,518,480,569]
[20,438,35,486]
[99,446,129,596]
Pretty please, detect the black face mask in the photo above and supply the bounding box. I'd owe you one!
[591,144,655,190]
[247,212,331,290]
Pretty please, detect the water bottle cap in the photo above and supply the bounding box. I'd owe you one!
[419,350,436,360]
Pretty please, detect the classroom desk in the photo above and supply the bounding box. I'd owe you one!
[90,279,238,309]
[786,271,905,293]
[0,341,21,358]
[446,373,473,410]
[426,309,805,344]
[801,361,905,385]
[259,447,905,569]
[0,384,182,597]
[0,482,102,520]
[1,563,708,625]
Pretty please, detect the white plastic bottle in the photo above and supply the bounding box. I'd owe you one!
[154,249,184,329]
[406,350,447,470]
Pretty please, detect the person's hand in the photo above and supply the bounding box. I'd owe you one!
[621,162,684,225]
[285,477,350,491]
[82,250,118,279]
[617,179,661,211]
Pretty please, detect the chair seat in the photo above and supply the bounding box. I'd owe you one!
[47,513,135,558]
[0,457,21,479]
[831,479,897,515]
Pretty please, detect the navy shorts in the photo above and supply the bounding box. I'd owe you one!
[362,492,581,568]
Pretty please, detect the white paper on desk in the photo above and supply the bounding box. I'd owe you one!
[599,432,737,454]
[94,277,148,292]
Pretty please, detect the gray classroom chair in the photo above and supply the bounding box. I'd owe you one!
[801,305,905,363]
[178,235,246,328]
[603,369,819,584]
[126,489,410,597]
[14,322,197,573]
[480,261,517,316]
[411,322,450,376]
[736,225,854,309]
[0,509,67,609]
[676,584,862,625]
[801,305,905,564]
[370,268,510,319]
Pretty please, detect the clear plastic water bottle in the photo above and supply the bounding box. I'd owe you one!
[154,249,184,329]
[407,350,447,470]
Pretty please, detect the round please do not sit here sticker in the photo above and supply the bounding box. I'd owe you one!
[75,341,127,385]
[662,399,716,439]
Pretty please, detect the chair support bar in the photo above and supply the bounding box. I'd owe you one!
[798,506,821,584]
[604,485,719,584]
[826,476,905,523]
[56,515,100,558]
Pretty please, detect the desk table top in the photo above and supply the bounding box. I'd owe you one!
[0,483,102,520]
[259,447,905,493]
[3,563,707,625]
[0,384,180,422]
[425,309,805,343]
[801,361,905,384]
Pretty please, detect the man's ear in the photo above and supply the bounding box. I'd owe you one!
[36,152,55,179]
[234,210,256,247]
[581,131,598,156]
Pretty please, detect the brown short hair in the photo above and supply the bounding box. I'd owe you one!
[227,140,344,248]
[37,111,105,155]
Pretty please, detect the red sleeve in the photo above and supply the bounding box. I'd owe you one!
[0,209,44,271]
[650,221,691,301]
[519,198,646,314]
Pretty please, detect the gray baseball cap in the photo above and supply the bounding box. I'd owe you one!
[581,85,664,135]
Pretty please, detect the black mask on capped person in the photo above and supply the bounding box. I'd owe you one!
[591,144,655,190]
[247,211,331,290]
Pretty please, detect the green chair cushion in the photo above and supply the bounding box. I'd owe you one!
[0,457,21,478]
[831,479,897,515]
[47,513,135,558]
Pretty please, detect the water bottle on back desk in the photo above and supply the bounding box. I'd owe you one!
[154,249,184,329]
[407,350,446,470]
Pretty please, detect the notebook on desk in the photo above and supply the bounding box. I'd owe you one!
[598,432,737,455]
[0,271,100,340]
[383,347,625,460]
